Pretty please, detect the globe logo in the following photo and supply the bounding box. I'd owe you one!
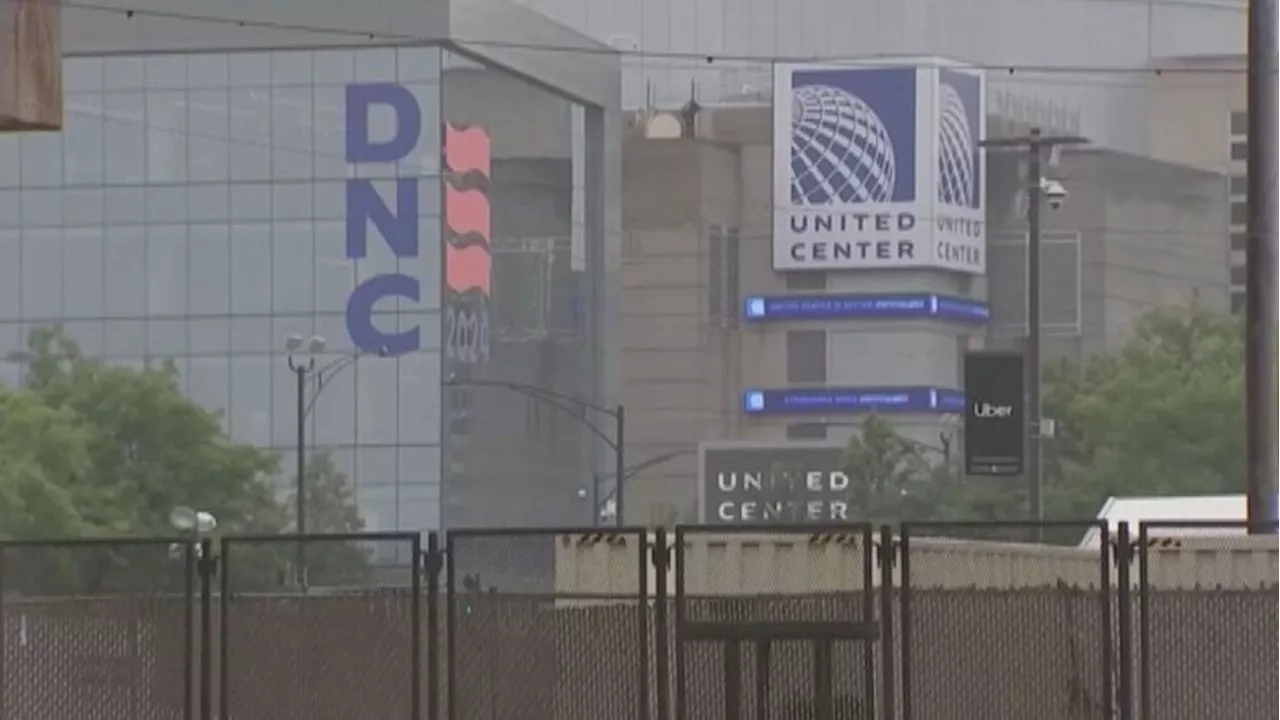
[789,84,897,206]
[937,83,976,207]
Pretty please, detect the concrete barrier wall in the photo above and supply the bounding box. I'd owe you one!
[551,531,1280,596]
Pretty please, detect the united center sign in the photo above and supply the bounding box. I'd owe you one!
[698,441,851,525]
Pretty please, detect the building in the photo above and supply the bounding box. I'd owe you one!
[1143,54,1249,314]
[0,0,623,531]
[619,87,1228,523]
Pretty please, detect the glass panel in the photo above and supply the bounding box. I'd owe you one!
[146,91,188,183]
[187,356,231,431]
[271,87,314,180]
[103,92,146,185]
[63,227,106,318]
[188,224,231,314]
[271,221,314,313]
[356,355,399,445]
[229,355,272,445]
[397,350,442,444]
[21,228,63,319]
[229,223,271,314]
[104,226,147,317]
[0,231,20,319]
[229,88,270,181]
[64,93,106,185]
[147,224,188,315]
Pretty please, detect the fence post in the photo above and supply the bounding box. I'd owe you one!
[443,535,457,720]
[197,539,217,720]
[898,525,913,720]
[1115,522,1134,720]
[425,532,442,720]
[410,534,423,720]
[0,542,6,720]
[878,525,897,720]
[652,528,670,720]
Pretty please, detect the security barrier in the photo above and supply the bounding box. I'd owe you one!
[0,521,1274,719]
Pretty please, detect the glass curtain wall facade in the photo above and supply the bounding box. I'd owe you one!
[0,46,599,531]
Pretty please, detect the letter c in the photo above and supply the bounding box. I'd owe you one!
[346,273,420,355]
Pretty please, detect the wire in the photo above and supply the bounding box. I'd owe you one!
[27,0,1263,76]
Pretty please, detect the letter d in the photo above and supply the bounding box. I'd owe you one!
[345,84,421,163]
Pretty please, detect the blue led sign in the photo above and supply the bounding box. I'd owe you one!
[743,293,988,323]
[743,387,966,415]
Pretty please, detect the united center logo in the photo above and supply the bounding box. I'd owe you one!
[788,66,917,207]
[937,68,982,210]
[773,61,987,274]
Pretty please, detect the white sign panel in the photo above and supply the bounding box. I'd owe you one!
[772,61,987,274]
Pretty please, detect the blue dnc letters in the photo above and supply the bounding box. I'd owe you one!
[345,83,429,356]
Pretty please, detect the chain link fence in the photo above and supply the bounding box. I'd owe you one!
[1,524,1273,720]
[1135,521,1279,720]
[445,528,648,720]
[0,538,195,720]
[899,521,1114,720]
[217,533,421,720]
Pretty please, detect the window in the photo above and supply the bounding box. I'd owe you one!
[1230,175,1248,197]
[1231,110,1248,137]
[785,271,827,290]
[786,329,827,383]
[1230,264,1247,287]
[1232,232,1248,251]
[1232,202,1249,226]
[1231,142,1249,161]
[786,423,828,440]
[1231,291,1246,315]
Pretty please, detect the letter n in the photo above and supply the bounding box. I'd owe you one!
[346,179,419,259]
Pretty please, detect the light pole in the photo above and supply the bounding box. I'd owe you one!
[444,378,625,526]
[1245,0,1279,534]
[980,128,1086,542]
[283,334,367,582]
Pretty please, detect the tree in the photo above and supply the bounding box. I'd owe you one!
[11,326,283,537]
[1042,305,1245,520]
[839,414,933,522]
[0,388,92,540]
[1,326,373,590]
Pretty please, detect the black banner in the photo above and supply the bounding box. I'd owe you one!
[699,442,849,524]
[963,350,1025,476]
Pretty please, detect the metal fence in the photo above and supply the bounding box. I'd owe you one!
[0,521,1274,720]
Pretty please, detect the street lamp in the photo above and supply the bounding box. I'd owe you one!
[284,334,371,582]
[980,128,1087,542]
[285,333,326,541]
[169,505,217,558]
[444,378,625,526]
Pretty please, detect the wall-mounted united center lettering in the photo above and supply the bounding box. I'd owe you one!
[344,83,442,355]
[699,442,851,525]
[444,124,492,367]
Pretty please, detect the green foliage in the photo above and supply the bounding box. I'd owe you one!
[838,306,1243,527]
[0,326,372,592]
[1042,305,1245,519]
[838,414,933,522]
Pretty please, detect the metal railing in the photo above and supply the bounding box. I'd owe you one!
[0,521,1273,720]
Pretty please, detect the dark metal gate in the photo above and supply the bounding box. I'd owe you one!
[672,525,880,720]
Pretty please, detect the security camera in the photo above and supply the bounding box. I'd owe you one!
[1041,179,1068,210]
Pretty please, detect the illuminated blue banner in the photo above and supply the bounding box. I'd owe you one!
[743,293,988,323]
[743,387,966,415]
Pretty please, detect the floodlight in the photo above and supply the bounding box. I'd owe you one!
[284,334,304,352]
[169,506,197,531]
[194,511,218,533]
[307,335,327,354]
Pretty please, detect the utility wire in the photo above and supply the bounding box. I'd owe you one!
[26,0,1262,76]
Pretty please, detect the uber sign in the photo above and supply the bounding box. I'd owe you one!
[963,350,1025,476]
